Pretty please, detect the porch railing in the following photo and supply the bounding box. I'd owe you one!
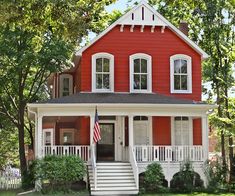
[134,145,204,162]
[43,145,90,161]
[129,146,139,190]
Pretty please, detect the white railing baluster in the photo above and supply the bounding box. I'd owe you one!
[133,145,204,163]
[42,145,90,162]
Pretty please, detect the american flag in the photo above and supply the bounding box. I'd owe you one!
[93,108,101,143]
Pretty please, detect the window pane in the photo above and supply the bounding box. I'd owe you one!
[63,78,69,91]
[134,74,140,89]
[181,60,187,73]
[174,75,180,90]
[134,59,140,73]
[96,58,102,72]
[141,59,147,73]
[96,74,102,89]
[174,60,181,73]
[103,58,110,72]
[63,132,72,145]
[103,74,110,89]
[181,75,188,90]
[141,75,147,89]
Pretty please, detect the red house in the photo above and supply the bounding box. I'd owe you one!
[28,1,215,195]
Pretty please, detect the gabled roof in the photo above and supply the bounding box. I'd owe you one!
[76,0,208,59]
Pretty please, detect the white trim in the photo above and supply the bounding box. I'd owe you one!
[129,53,152,93]
[76,1,208,59]
[60,128,75,145]
[59,74,73,97]
[171,117,193,145]
[170,54,192,94]
[43,128,54,146]
[92,52,114,92]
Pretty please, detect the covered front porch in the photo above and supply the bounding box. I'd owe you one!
[29,103,211,164]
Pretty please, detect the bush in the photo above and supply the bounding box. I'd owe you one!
[34,155,86,193]
[143,162,166,193]
[170,160,203,193]
[204,156,227,192]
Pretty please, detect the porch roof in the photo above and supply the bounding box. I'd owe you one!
[36,92,205,105]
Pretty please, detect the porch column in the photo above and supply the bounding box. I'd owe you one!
[37,114,43,158]
[202,116,209,161]
[128,115,134,147]
[90,115,94,145]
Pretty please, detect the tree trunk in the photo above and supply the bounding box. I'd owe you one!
[18,104,27,185]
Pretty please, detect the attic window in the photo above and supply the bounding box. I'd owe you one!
[152,14,155,21]
[142,7,144,20]
[132,13,134,20]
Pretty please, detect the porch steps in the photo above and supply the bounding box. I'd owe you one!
[88,162,138,195]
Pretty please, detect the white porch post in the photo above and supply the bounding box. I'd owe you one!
[90,115,94,145]
[128,115,134,147]
[202,116,209,161]
[37,114,43,158]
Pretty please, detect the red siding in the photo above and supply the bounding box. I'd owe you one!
[81,25,201,101]
[79,117,90,145]
[193,118,202,145]
[152,117,171,145]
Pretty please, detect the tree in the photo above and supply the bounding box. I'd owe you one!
[147,0,235,180]
[0,0,115,186]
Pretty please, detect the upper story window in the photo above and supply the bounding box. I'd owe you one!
[92,53,114,92]
[130,53,152,93]
[170,54,192,93]
[59,74,73,97]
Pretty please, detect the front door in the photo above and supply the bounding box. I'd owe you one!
[97,123,115,161]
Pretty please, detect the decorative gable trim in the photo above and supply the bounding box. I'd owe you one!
[76,0,208,59]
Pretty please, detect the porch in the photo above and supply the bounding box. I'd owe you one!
[28,93,215,194]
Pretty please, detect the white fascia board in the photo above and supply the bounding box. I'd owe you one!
[141,1,209,59]
[27,103,217,111]
[75,3,141,56]
[76,1,209,59]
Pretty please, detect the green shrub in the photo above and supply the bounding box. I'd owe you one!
[34,155,86,193]
[143,162,165,193]
[170,160,203,193]
[204,156,227,192]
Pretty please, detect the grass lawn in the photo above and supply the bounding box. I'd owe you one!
[144,194,235,196]
[0,189,89,196]
[1,191,235,196]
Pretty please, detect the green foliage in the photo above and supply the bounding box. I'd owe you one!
[143,162,165,193]
[204,157,227,192]
[34,155,86,193]
[171,160,204,193]
[0,0,115,183]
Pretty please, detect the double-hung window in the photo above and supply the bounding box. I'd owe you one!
[172,117,192,146]
[130,53,152,93]
[59,74,73,97]
[92,53,114,92]
[170,54,192,93]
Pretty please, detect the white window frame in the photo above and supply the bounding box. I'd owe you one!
[92,52,114,92]
[43,128,54,146]
[170,54,192,93]
[60,128,75,145]
[130,53,152,93]
[171,117,193,146]
[59,74,73,97]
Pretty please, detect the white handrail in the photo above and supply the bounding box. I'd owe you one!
[43,145,90,161]
[134,145,204,162]
[91,144,97,190]
[129,146,139,190]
